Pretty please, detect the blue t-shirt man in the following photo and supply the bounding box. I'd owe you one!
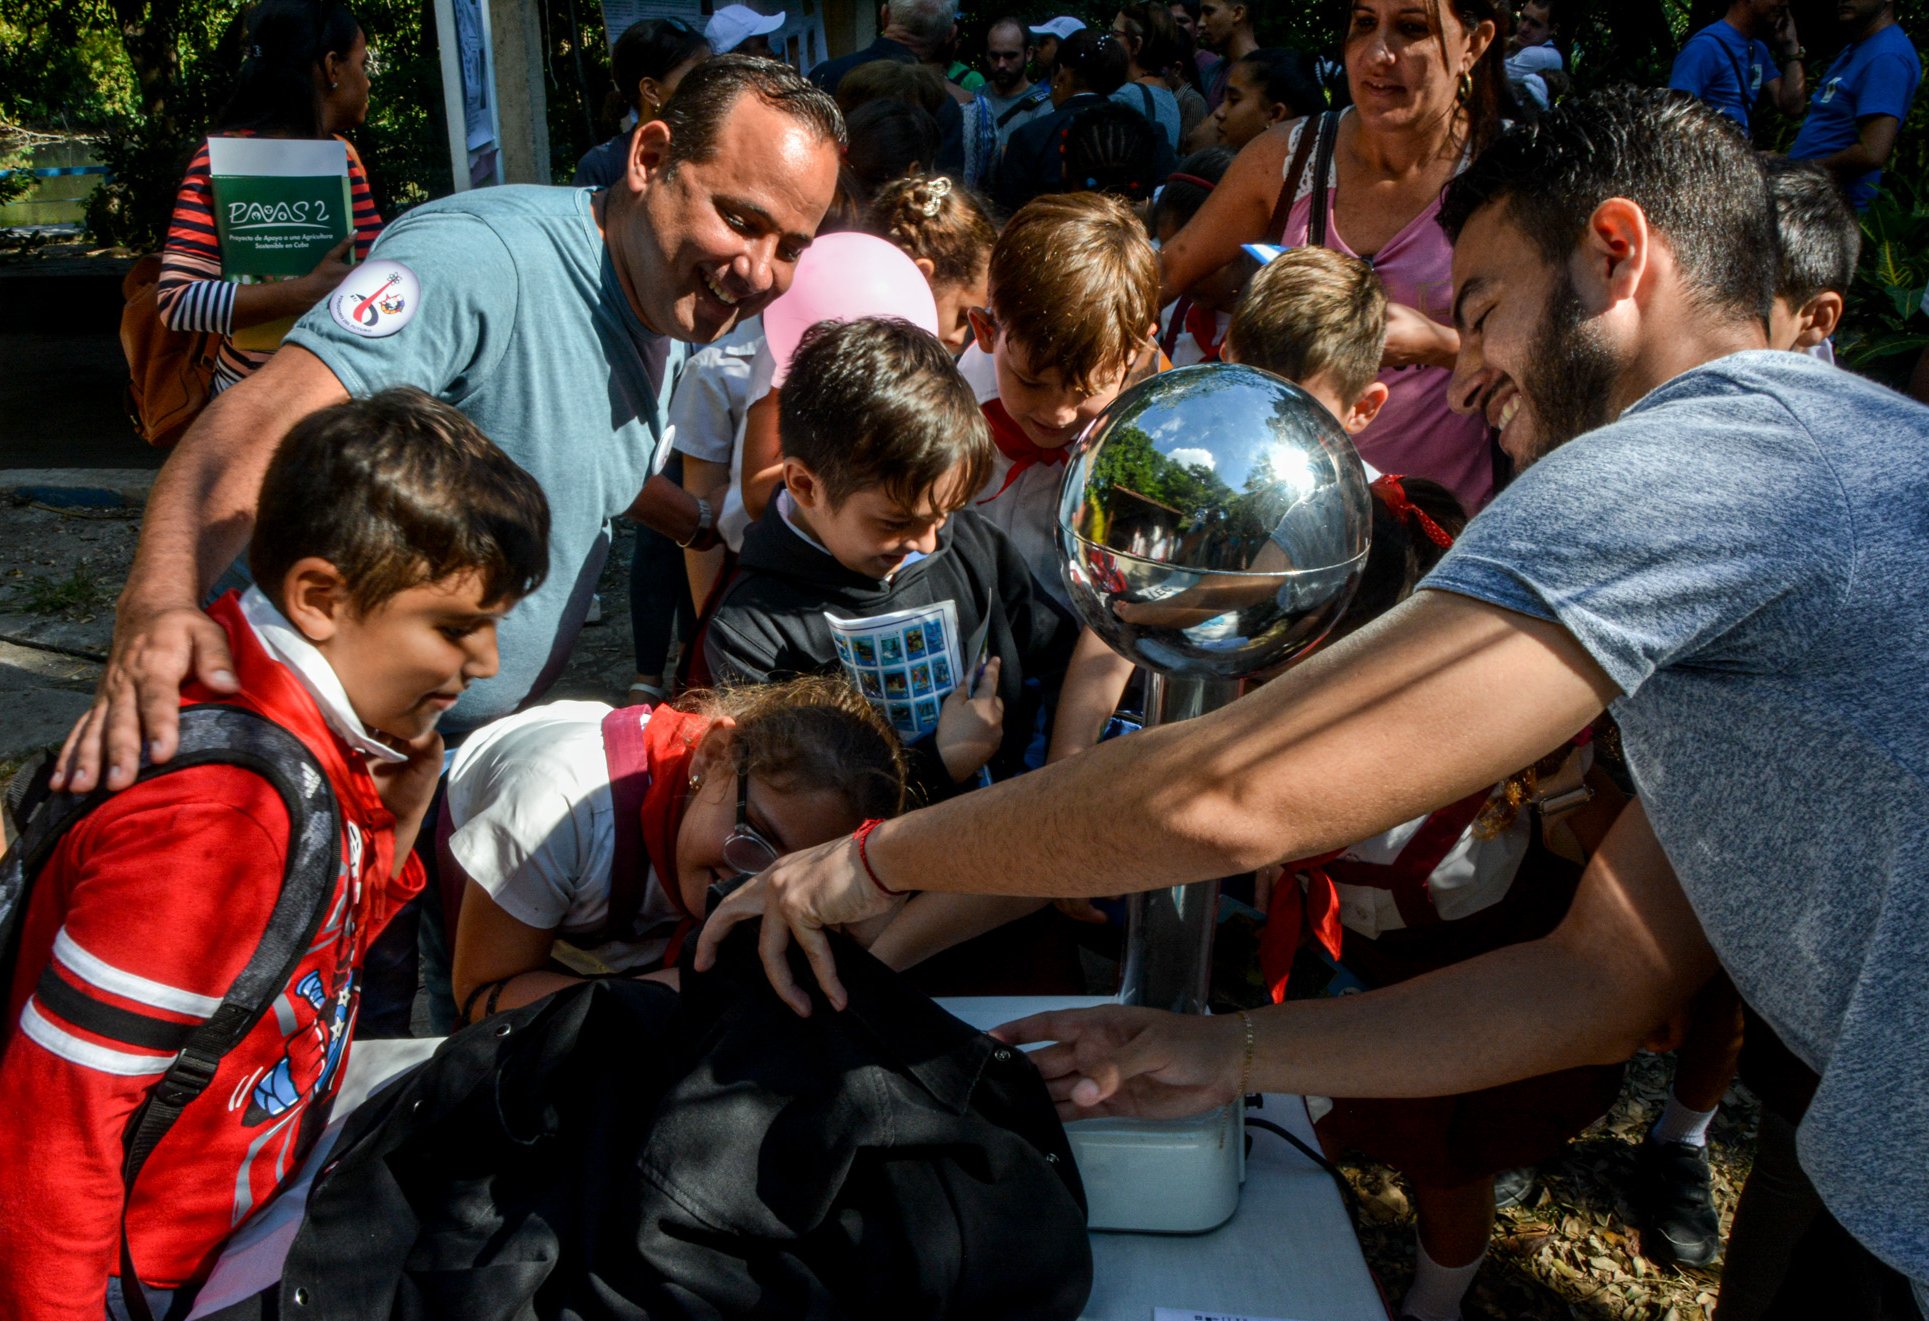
[1669,18,1777,132]
[1424,350,1929,1300]
[287,186,683,736]
[1790,21,1922,208]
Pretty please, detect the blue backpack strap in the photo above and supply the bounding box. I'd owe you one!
[968,91,998,189]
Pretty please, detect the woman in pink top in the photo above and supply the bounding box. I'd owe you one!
[1160,0,1509,513]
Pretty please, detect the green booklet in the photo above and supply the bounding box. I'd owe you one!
[207,137,351,351]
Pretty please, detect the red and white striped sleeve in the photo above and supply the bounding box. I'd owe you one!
[154,140,236,336]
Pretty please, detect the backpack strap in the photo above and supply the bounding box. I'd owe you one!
[1323,786,1492,929]
[598,705,654,944]
[1159,296,1194,361]
[1689,28,1755,113]
[995,82,1050,128]
[0,706,341,1321]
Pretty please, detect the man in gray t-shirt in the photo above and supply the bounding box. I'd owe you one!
[699,88,1929,1307]
[60,58,844,783]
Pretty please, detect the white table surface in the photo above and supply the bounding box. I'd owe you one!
[192,997,1384,1321]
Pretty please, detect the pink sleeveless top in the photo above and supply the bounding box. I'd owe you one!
[1279,113,1495,513]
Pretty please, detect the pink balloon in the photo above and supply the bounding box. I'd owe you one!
[763,233,940,388]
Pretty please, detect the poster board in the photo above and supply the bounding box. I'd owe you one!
[206,137,351,351]
[433,0,504,191]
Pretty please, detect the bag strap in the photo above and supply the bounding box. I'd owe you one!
[996,82,1050,128]
[1690,28,1754,109]
[598,705,654,944]
[0,707,345,1321]
[1159,296,1193,361]
[1267,115,1321,245]
[1323,786,1491,929]
[1307,110,1340,250]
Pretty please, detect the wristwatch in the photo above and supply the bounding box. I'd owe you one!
[1783,46,1807,64]
[676,495,715,549]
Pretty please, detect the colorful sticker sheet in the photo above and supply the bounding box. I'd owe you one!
[826,600,963,739]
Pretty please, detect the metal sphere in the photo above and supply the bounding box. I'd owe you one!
[1056,364,1373,679]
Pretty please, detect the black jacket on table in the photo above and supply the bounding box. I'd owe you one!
[209,930,1092,1321]
[996,91,1107,214]
[703,504,1077,802]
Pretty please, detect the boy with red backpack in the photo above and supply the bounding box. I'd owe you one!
[0,388,548,1320]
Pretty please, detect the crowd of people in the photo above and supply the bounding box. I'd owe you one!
[1,0,1924,1318]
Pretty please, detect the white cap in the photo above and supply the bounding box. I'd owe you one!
[1027,16,1086,41]
[705,4,785,54]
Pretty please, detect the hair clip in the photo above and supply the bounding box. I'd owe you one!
[918,175,953,216]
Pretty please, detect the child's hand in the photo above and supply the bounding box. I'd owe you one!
[937,656,1003,784]
[1053,896,1113,925]
[369,729,444,876]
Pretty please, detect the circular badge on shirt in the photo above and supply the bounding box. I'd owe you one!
[327,259,419,338]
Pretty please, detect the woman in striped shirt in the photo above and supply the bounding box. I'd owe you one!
[159,0,384,392]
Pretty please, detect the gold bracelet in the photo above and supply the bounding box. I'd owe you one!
[1234,1008,1256,1099]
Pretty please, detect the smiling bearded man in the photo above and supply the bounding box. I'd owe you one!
[696,86,1929,1311]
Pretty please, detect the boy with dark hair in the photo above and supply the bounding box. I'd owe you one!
[704,317,1077,801]
[0,389,548,1320]
[1763,155,1862,358]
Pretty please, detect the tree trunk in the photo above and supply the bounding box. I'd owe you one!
[110,0,186,138]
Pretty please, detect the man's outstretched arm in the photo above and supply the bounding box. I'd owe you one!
[698,589,1625,1013]
[53,347,348,792]
[1000,801,1720,1119]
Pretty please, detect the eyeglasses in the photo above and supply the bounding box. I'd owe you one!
[720,747,782,876]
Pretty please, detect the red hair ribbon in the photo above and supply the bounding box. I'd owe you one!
[1164,171,1218,192]
[1370,474,1454,550]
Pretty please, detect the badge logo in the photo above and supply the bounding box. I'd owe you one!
[328,259,420,338]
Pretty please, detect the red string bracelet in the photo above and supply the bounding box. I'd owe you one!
[853,818,905,896]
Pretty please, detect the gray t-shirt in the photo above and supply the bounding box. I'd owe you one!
[1424,350,1929,1293]
[981,84,1051,151]
[287,185,682,735]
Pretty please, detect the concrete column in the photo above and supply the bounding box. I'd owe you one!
[490,0,552,184]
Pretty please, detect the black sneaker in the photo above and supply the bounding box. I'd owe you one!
[1632,1138,1722,1266]
[1493,1165,1536,1210]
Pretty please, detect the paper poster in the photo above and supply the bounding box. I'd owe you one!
[600,0,701,52]
[207,137,351,351]
[826,601,962,740]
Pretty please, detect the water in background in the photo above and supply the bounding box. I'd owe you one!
[0,138,102,229]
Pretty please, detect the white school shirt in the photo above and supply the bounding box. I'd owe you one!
[668,317,765,553]
[958,343,1076,612]
[1158,302,1231,368]
[445,700,682,972]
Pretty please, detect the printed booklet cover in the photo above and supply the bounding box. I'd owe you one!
[208,136,351,351]
[825,601,964,740]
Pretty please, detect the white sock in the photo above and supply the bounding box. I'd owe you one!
[1650,1093,1718,1148]
[1400,1235,1483,1321]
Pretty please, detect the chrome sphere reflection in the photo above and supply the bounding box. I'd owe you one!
[1056,364,1373,679]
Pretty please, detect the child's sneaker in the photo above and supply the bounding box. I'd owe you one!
[1632,1138,1722,1265]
